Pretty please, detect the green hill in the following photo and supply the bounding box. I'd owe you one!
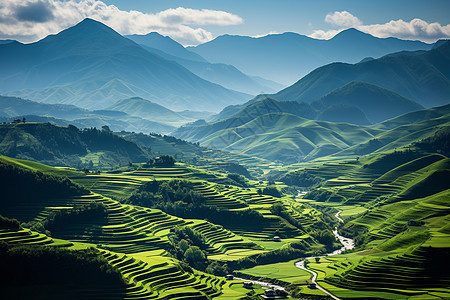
[178,102,450,164]
[0,95,176,134]
[0,123,148,169]
[336,109,450,157]
[176,112,381,163]
[106,97,191,126]
[312,81,424,124]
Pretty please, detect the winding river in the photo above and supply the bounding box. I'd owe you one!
[236,210,354,299]
[294,210,354,300]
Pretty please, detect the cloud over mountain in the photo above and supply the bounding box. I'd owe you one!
[0,0,243,45]
[311,10,450,43]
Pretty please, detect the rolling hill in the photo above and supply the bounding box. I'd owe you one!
[0,122,148,169]
[189,28,432,85]
[0,95,175,134]
[0,18,248,112]
[174,100,450,163]
[312,81,424,124]
[106,97,190,126]
[273,40,450,107]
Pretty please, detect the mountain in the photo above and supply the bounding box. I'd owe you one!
[273,41,450,108]
[174,98,450,163]
[128,32,283,95]
[0,19,248,112]
[312,81,424,124]
[106,97,190,126]
[175,112,382,163]
[0,95,175,134]
[189,29,433,85]
[126,32,207,62]
[336,104,450,156]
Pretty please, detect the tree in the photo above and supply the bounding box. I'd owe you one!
[154,155,176,167]
[262,186,281,197]
[184,246,206,269]
[178,239,189,252]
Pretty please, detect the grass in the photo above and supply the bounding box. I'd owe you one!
[240,259,311,284]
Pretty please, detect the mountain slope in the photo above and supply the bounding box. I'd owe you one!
[273,41,450,107]
[0,19,248,112]
[106,97,190,126]
[312,81,424,124]
[0,95,175,134]
[0,122,148,169]
[189,29,432,84]
[129,33,281,95]
[174,101,450,163]
[126,32,207,62]
[174,108,383,163]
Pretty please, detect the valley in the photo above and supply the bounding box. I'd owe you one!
[0,4,449,300]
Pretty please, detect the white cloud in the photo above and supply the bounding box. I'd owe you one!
[0,0,243,45]
[325,11,362,28]
[309,29,344,40]
[359,18,450,43]
[309,11,450,43]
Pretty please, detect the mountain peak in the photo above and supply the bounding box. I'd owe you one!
[39,18,127,47]
[332,28,372,40]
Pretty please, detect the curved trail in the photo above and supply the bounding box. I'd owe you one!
[235,210,353,299]
[294,210,354,300]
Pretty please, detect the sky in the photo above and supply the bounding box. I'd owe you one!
[0,0,449,45]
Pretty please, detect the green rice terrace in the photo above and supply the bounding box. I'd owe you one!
[0,135,449,300]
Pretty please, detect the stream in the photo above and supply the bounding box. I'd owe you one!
[235,210,354,299]
[294,210,354,300]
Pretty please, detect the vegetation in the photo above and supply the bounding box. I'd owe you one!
[0,157,87,209]
[0,123,148,169]
[0,245,126,297]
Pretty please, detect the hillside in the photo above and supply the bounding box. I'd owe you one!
[176,112,382,163]
[336,106,450,157]
[0,18,248,112]
[126,32,207,62]
[106,97,190,126]
[175,101,450,163]
[130,34,282,95]
[0,123,148,169]
[273,40,450,107]
[0,95,175,134]
[312,81,424,124]
[189,28,432,85]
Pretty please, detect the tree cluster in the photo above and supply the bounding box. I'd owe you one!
[144,155,176,167]
[0,244,125,293]
[278,170,323,187]
[0,160,87,210]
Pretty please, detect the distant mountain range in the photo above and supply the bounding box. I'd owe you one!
[189,28,433,85]
[174,42,450,163]
[0,19,248,112]
[126,32,283,95]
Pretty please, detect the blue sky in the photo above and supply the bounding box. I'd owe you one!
[0,0,449,44]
